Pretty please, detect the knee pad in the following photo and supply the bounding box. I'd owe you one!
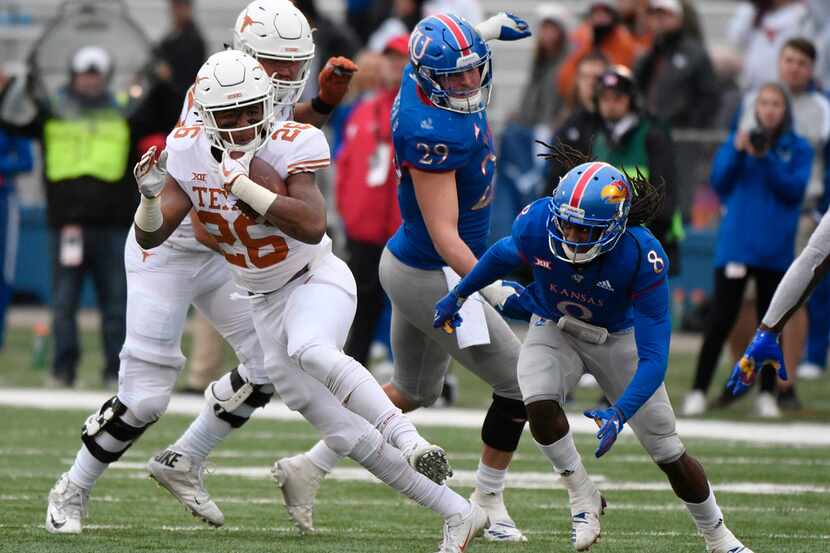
[81,396,152,464]
[207,367,274,428]
[295,344,373,403]
[130,393,172,425]
[481,394,528,452]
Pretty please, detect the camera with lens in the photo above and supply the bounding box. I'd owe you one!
[748,128,771,154]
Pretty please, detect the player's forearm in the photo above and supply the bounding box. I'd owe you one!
[455,237,523,297]
[293,101,330,129]
[263,196,326,244]
[762,209,830,331]
[433,232,479,276]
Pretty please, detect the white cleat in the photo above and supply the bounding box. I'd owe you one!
[405,443,453,485]
[46,473,89,534]
[754,392,781,418]
[703,520,754,553]
[271,454,325,534]
[470,488,527,542]
[681,390,707,417]
[436,503,488,553]
[148,448,224,527]
[571,491,605,551]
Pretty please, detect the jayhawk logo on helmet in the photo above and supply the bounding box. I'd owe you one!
[600,181,628,204]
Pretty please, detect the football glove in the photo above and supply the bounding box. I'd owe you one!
[220,149,254,190]
[134,146,167,198]
[318,56,358,107]
[475,12,531,42]
[584,406,625,458]
[433,289,465,334]
[480,280,531,321]
[727,329,788,397]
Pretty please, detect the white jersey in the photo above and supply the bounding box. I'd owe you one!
[164,119,332,293]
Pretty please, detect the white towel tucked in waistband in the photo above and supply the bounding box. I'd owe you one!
[442,267,491,349]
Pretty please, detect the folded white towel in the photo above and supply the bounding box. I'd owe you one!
[442,267,491,349]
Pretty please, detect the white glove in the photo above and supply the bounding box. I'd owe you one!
[480,280,517,309]
[474,12,531,42]
[133,147,167,198]
[221,149,255,189]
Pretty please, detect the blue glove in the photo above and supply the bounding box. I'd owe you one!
[433,290,465,334]
[727,329,788,397]
[584,406,625,458]
[474,12,531,42]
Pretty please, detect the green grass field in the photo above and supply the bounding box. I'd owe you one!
[1,326,829,552]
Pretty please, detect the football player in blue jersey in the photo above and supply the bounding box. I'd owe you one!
[434,160,754,553]
[274,12,535,546]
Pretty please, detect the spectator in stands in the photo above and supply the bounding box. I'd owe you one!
[545,52,609,192]
[684,82,812,418]
[592,65,680,269]
[557,1,641,101]
[0,129,32,350]
[635,0,720,129]
[0,46,140,388]
[616,0,652,50]
[336,35,407,367]
[728,0,809,91]
[730,37,830,396]
[367,0,425,52]
[156,0,205,102]
[515,3,572,128]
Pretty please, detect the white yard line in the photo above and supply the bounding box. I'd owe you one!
[2,387,830,446]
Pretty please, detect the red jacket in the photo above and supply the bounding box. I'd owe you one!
[335,88,401,245]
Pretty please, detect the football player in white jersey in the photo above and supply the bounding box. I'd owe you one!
[45,0,359,535]
[135,49,485,553]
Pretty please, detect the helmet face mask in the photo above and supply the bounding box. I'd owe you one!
[232,0,315,116]
[547,162,632,264]
[194,50,276,154]
[410,14,493,114]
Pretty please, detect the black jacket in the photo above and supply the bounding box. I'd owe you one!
[543,107,604,196]
[635,30,720,129]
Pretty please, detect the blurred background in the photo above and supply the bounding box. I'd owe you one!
[0,0,828,422]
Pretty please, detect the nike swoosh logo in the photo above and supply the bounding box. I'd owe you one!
[50,513,66,529]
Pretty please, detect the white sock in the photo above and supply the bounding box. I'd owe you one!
[474,460,507,494]
[173,403,239,462]
[350,431,469,520]
[374,406,429,452]
[67,445,108,491]
[684,486,724,532]
[306,440,342,474]
[535,432,582,474]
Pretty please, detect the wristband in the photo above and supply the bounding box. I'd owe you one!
[311,95,335,115]
[134,194,163,232]
[230,174,278,216]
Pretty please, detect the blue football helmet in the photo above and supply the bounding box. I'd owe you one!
[548,162,632,264]
[408,13,492,114]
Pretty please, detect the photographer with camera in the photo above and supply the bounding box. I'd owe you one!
[686,82,812,417]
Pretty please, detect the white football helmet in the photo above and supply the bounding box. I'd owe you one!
[193,50,275,153]
[233,0,315,114]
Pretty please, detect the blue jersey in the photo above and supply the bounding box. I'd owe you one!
[512,199,669,332]
[386,65,497,269]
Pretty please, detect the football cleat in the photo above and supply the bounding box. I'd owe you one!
[436,503,488,553]
[570,491,606,551]
[405,443,453,485]
[681,390,707,416]
[272,454,325,534]
[148,449,224,527]
[703,520,755,553]
[46,473,89,534]
[754,392,781,418]
[470,488,527,542]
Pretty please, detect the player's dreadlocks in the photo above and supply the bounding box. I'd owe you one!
[535,140,664,227]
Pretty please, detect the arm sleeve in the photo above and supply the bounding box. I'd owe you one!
[763,208,830,329]
[615,277,671,421]
[709,137,743,198]
[760,138,813,205]
[454,236,524,297]
[0,136,32,174]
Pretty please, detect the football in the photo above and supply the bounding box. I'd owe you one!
[249,156,287,196]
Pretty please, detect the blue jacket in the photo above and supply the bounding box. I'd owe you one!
[0,129,32,188]
[711,130,813,272]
